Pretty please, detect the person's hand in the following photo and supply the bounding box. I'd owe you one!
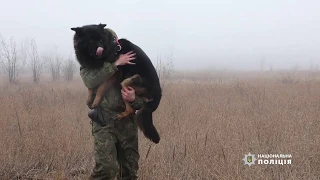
[114,51,136,66]
[121,86,135,102]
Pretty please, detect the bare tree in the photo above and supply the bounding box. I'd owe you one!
[29,38,44,83]
[49,55,62,81]
[62,58,77,81]
[43,47,63,82]
[155,51,174,89]
[0,35,26,83]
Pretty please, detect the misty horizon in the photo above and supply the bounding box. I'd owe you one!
[1,0,320,71]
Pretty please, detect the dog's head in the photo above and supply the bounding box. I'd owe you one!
[71,23,118,68]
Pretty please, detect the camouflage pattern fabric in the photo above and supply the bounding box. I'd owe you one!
[106,28,118,39]
[80,62,145,180]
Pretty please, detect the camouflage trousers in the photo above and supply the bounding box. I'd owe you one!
[89,114,140,180]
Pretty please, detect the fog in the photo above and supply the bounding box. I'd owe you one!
[0,0,319,70]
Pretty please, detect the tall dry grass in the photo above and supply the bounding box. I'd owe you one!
[0,71,320,179]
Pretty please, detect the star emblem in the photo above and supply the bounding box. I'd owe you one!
[242,152,257,167]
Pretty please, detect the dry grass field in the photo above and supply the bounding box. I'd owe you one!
[1,70,320,180]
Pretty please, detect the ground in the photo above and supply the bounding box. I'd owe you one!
[0,70,320,179]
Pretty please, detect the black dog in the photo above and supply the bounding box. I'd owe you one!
[71,23,162,144]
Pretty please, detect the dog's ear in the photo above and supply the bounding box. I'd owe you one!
[98,23,107,29]
[71,27,82,33]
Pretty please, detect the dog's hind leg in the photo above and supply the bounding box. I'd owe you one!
[115,100,135,120]
[114,75,142,120]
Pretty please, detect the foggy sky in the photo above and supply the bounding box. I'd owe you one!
[0,0,319,70]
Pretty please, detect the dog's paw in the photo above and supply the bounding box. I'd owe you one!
[86,101,93,108]
[90,102,99,109]
[112,114,122,121]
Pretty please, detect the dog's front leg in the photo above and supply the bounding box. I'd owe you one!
[86,88,94,108]
[91,75,117,109]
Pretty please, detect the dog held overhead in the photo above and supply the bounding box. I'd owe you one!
[71,23,162,144]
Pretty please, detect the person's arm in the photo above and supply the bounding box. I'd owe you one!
[80,51,137,89]
[122,86,146,110]
[130,96,145,110]
[80,62,118,89]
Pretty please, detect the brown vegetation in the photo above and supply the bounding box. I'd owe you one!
[0,71,320,179]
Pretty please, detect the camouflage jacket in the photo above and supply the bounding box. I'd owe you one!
[80,62,145,118]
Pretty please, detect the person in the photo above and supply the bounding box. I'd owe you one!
[80,30,145,180]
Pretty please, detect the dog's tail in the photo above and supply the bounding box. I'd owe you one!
[147,86,162,112]
[136,85,162,143]
[136,107,160,144]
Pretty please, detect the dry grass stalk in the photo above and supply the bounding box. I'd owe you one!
[0,71,320,179]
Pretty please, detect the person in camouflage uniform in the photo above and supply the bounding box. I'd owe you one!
[80,44,144,179]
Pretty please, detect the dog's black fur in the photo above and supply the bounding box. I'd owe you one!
[71,24,119,69]
[71,24,162,144]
